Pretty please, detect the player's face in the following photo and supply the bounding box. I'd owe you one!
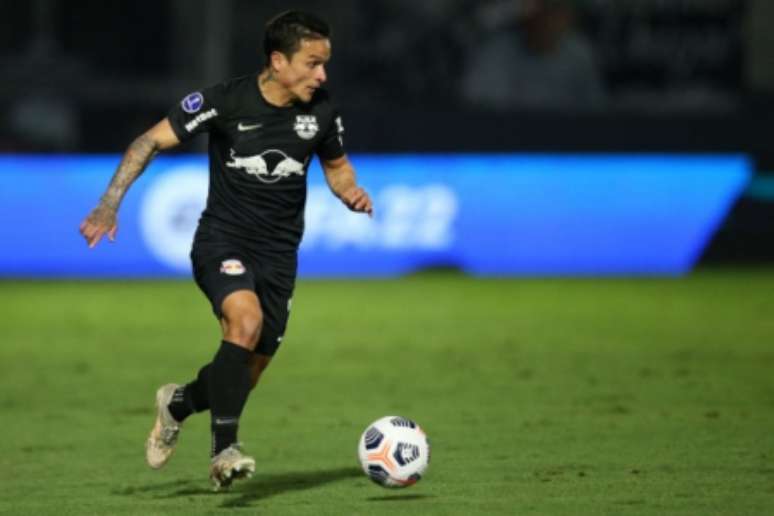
[275,38,331,103]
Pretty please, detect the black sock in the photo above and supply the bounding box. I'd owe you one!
[209,340,252,456]
[168,364,211,423]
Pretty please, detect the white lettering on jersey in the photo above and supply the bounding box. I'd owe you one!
[184,108,218,132]
[335,116,345,146]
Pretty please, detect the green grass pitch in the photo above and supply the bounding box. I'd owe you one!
[1,269,773,515]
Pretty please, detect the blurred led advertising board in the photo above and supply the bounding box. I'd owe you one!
[0,154,750,277]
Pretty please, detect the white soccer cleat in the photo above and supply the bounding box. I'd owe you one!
[209,444,256,491]
[145,383,182,469]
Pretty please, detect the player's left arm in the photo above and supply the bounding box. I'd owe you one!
[321,155,373,216]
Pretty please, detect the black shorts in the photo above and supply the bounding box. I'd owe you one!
[191,246,296,356]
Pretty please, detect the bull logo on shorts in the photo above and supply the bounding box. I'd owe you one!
[225,148,307,184]
[220,259,245,275]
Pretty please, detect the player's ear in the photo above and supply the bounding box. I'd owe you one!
[270,50,288,72]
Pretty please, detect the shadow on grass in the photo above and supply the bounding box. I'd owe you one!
[112,478,201,496]
[367,493,434,502]
[115,467,363,507]
[220,467,362,508]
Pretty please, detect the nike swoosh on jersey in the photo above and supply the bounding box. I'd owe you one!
[238,122,263,131]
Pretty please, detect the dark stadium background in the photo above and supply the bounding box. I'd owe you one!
[1,0,772,268]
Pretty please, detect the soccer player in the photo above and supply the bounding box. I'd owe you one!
[79,10,372,490]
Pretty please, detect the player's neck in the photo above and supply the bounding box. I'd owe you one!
[257,70,294,108]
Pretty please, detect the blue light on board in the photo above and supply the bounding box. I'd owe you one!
[0,153,751,277]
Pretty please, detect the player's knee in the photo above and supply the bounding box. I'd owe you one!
[238,311,263,349]
[221,291,264,350]
[224,310,263,350]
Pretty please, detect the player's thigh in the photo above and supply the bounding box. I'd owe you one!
[191,251,256,320]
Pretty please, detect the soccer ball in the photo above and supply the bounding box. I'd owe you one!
[357,416,430,488]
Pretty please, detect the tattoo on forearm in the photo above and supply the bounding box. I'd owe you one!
[99,134,158,210]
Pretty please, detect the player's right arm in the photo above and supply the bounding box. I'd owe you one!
[79,118,180,248]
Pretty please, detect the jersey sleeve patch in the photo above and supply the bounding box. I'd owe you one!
[181,92,205,113]
[168,85,222,141]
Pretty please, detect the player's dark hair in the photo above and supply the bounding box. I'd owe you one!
[263,10,331,66]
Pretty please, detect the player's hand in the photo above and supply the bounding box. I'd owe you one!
[340,186,373,217]
[79,204,118,248]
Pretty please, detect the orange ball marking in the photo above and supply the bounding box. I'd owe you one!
[367,439,397,474]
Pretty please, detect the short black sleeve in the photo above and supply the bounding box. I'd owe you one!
[167,86,223,142]
[316,109,345,161]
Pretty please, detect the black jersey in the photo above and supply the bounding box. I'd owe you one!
[167,74,345,259]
